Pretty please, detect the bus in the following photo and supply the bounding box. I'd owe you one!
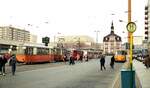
[114,50,127,62]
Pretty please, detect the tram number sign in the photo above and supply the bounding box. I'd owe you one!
[126,22,136,33]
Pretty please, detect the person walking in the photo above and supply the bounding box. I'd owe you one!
[69,54,75,65]
[0,54,7,76]
[100,55,106,71]
[9,54,17,75]
[110,55,115,69]
[143,55,150,69]
[0,55,3,75]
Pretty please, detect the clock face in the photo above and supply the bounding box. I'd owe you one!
[126,22,136,33]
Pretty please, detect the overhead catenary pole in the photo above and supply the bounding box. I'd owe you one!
[128,0,133,71]
[128,0,134,88]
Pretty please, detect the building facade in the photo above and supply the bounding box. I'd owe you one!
[144,2,150,48]
[103,22,122,54]
[30,34,37,43]
[145,5,148,41]
[0,26,30,43]
[54,35,97,49]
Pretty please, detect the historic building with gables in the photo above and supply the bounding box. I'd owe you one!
[103,21,122,54]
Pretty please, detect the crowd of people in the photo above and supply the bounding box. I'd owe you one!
[0,53,17,76]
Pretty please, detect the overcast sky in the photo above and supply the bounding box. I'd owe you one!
[0,0,147,43]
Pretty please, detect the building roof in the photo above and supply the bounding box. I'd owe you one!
[103,33,121,42]
[103,21,122,42]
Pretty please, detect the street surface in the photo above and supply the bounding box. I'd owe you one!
[0,56,123,88]
[5,62,66,74]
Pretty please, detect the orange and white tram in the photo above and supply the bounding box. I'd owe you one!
[0,43,70,64]
[16,44,54,64]
[15,43,67,64]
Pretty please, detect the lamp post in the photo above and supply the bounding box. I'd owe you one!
[94,30,100,49]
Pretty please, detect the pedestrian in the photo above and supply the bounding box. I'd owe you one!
[9,54,17,75]
[100,55,106,71]
[77,54,80,61]
[110,55,115,69]
[86,55,89,62]
[0,54,7,76]
[0,55,3,75]
[69,54,75,65]
[143,55,150,69]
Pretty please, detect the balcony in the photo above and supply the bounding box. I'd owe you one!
[145,11,148,15]
[145,22,148,25]
[145,16,148,20]
[145,36,148,40]
[145,6,148,10]
[145,27,148,30]
[145,31,148,34]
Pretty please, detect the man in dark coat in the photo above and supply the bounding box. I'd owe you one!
[110,55,115,69]
[0,55,3,75]
[0,55,7,76]
[100,55,106,71]
[69,54,75,65]
[9,54,17,75]
[143,55,150,68]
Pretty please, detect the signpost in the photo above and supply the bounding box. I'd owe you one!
[125,22,136,88]
[121,22,136,88]
[126,22,136,70]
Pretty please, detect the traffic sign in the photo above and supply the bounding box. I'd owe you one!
[126,22,136,33]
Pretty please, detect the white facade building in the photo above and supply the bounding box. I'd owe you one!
[0,26,30,43]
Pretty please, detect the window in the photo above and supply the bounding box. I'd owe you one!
[25,47,33,55]
[37,48,49,55]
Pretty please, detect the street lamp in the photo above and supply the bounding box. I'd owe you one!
[94,30,100,49]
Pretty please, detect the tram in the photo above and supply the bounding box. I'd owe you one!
[16,44,52,64]
[15,43,67,64]
[114,50,127,62]
[71,50,84,60]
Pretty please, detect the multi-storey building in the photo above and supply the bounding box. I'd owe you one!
[103,22,122,54]
[145,5,148,41]
[144,2,150,48]
[0,26,30,43]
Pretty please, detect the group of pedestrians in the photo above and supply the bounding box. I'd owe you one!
[100,55,115,71]
[0,54,17,76]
